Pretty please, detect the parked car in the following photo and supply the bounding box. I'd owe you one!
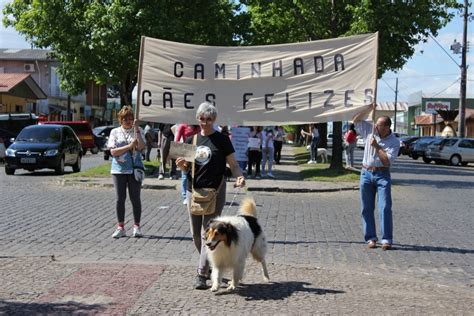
[399,136,420,156]
[410,136,438,160]
[425,137,474,166]
[40,121,98,154]
[0,127,18,147]
[4,124,82,175]
[92,125,116,160]
[326,133,333,148]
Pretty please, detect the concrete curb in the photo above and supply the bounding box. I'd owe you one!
[60,178,359,193]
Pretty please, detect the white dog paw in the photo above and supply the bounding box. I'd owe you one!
[226,284,236,291]
[263,276,270,282]
[210,284,219,292]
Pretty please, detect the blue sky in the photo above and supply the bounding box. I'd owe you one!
[1,0,472,103]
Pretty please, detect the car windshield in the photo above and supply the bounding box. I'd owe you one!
[16,127,61,143]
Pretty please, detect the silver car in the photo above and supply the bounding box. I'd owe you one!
[425,138,474,166]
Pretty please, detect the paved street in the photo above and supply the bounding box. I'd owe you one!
[0,147,473,314]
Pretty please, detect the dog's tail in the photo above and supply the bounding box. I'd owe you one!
[239,197,257,217]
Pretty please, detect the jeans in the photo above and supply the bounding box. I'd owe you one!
[273,140,283,163]
[310,138,319,161]
[360,169,393,244]
[261,147,274,175]
[181,170,187,200]
[345,142,356,167]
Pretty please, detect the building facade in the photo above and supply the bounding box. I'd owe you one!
[0,49,106,126]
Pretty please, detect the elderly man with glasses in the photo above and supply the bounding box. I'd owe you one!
[360,116,400,251]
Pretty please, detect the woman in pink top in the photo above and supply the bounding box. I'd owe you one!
[344,123,357,167]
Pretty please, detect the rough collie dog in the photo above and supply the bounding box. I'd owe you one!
[205,197,270,292]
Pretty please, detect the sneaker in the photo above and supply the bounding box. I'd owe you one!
[132,226,143,238]
[182,199,187,205]
[255,175,261,179]
[158,174,164,180]
[194,274,208,290]
[261,173,267,178]
[112,228,126,238]
[307,160,314,164]
[267,172,275,179]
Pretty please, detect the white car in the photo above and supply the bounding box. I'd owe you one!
[425,137,474,166]
[356,135,365,149]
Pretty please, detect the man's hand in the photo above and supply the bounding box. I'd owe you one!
[370,136,380,149]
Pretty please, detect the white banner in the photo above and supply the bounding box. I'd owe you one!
[230,127,251,161]
[138,33,378,125]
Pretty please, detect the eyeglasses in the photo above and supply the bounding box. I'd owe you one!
[197,116,214,123]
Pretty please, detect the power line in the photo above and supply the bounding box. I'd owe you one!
[382,73,459,79]
[427,77,461,98]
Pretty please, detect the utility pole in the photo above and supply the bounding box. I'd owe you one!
[458,0,468,138]
[394,77,398,132]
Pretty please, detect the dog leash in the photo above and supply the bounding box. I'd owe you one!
[226,186,242,212]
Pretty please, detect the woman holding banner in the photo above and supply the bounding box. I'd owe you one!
[175,102,246,290]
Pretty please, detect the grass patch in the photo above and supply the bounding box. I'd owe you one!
[293,146,360,182]
[68,159,161,178]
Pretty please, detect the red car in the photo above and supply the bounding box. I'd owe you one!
[40,121,99,154]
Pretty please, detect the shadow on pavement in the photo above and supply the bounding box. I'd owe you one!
[141,235,192,241]
[393,244,474,254]
[269,240,365,245]
[216,281,344,300]
[0,300,105,315]
[393,178,474,189]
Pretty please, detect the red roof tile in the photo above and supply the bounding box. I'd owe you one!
[0,73,31,92]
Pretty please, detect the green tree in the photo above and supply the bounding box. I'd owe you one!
[3,0,250,105]
[242,0,460,168]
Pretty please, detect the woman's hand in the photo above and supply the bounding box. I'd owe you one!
[234,176,246,188]
[176,157,189,171]
[129,138,138,150]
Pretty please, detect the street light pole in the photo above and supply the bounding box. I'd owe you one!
[458,0,468,138]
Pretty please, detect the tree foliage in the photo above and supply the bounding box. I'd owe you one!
[242,0,460,168]
[242,0,460,76]
[3,0,250,105]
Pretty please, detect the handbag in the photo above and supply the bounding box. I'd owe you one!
[130,150,145,182]
[190,134,223,216]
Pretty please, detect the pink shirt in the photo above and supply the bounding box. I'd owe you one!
[175,124,200,142]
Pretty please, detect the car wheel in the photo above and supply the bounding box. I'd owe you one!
[5,166,15,175]
[450,154,461,166]
[91,146,99,154]
[55,157,65,175]
[422,157,432,164]
[412,154,419,160]
[72,155,82,172]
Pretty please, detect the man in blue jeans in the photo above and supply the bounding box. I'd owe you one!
[360,116,400,250]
